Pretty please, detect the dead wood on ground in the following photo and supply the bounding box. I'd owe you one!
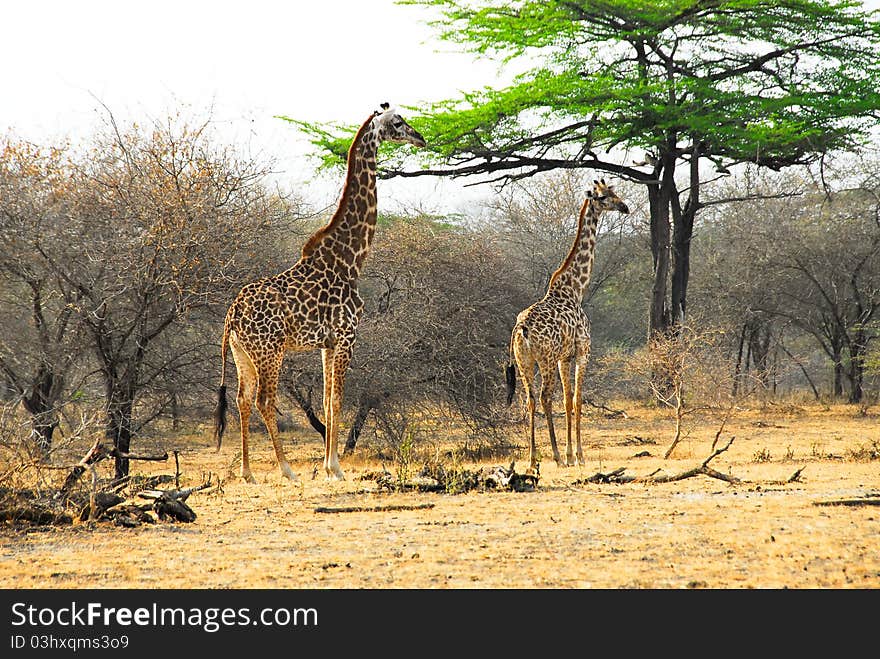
[766,467,807,484]
[314,503,436,514]
[360,461,539,494]
[813,496,880,508]
[586,397,628,419]
[137,478,216,523]
[56,439,169,498]
[0,503,73,525]
[0,442,212,528]
[575,438,744,485]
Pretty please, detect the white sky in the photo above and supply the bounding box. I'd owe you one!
[1,0,507,216]
[4,1,880,216]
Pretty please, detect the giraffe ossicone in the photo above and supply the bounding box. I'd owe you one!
[506,178,629,473]
[213,105,426,483]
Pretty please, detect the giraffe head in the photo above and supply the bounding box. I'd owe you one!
[372,103,426,148]
[590,179,629,214]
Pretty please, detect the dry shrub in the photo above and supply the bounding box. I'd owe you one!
[609,323,765,458]
[0,401,107,521]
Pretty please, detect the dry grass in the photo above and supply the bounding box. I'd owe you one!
[1,401,879,589]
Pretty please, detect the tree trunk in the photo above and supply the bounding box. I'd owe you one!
[344,396,376,453]
[747,319,772,389]
[732,322,747,397]
[288,386,327,439]
[104,376,136,481]
[647,182,671,339]
[648,156,682,401]
[831,348,844,399]
[20,364,64,460]
[847,356,864,404]
[670,143,699,327]
[30,419,58,459]
[847,329,866,404]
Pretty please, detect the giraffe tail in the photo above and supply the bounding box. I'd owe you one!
[506,324,527,406]
[506,363,517,406]
[213,315,231,452]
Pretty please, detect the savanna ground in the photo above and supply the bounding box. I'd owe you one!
[1,400,879,590]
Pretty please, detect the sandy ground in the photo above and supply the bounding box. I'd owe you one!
[1,402,879,589]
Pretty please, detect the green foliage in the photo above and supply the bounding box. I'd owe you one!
[394,426,418,487]
[287,0,880,178]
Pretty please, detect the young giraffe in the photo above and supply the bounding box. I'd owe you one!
[506,179,629,473]
[213,104,426,482]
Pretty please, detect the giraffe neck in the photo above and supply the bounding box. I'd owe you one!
[300,114,380,280]
[547,198,602,301]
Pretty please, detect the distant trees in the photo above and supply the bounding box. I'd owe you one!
[752,190,880,403]
[695,164,880,403]
[0,141,87,457]
[0,116,305,476]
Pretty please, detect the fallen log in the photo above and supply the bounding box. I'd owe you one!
[813,498,880,508]
[137,476,215,523]
[55,440,169,500]
[575,438,742,486]
[586,397,628,418]
[78,492,125,521]
[315,503,436,514]
[0,505,72,525]
[56,438,107,498]
[365,461,539,493]
[102,504,156,527]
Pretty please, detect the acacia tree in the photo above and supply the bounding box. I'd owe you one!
[294,0,880,354]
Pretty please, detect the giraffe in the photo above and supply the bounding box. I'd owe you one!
[213,104,426,482]
[505,179,629,474]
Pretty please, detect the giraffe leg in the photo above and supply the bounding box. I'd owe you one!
[559,359,574,467]
[324,345,352,481]
[573,356,589,466]
[538,360,563,467]
[230,340,257,484]
[514,346,539,474]
[321,348,332,448]
[255,354,298,482]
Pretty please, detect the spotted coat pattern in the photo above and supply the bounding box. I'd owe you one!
[508,179,629,472]
[214,106,426,482]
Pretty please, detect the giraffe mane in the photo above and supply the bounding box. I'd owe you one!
[301,111,379,258]
[548,195,591,288]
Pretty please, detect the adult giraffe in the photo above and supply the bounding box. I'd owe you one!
[213,104,426,482]
[506,179,629,474]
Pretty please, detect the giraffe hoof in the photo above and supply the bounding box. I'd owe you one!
[325,466,346,481]
[280,464,300,481]
[242,472,257,484]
